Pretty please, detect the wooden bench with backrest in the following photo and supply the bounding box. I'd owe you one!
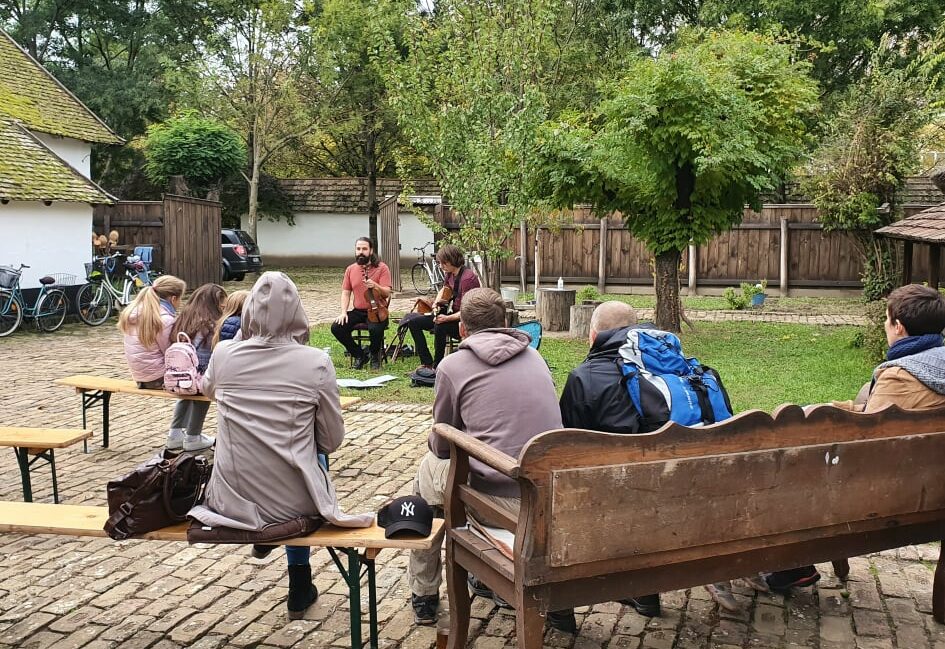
[54,375,360,449]
[436,404,945,649]
[1,427,92,502]
[0,500,442,649]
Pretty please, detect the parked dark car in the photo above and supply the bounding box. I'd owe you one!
[221,229,263,281]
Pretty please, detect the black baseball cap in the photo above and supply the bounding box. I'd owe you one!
[377,495,434,539]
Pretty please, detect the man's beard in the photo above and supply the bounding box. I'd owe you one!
[355,254,369,265]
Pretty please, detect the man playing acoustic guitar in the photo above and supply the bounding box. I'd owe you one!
[403,244,480,371]
[331,237,392,370]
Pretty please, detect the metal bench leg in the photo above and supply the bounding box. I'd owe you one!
[13,447,32,502]
[81,389,111,449]
[366,555,378,649]
[327,547,377,649]
[48,449,58,503]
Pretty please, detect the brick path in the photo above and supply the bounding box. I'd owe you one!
[0,278,940,649]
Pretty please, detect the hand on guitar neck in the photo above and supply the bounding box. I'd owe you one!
[362,266,389,323]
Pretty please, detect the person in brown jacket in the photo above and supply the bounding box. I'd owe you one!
[768,283,945,592]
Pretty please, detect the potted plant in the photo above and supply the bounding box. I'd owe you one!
[723,280,767,310]
[575,285,603,306]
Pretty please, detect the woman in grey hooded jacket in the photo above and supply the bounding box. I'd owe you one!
[189,271,373,618]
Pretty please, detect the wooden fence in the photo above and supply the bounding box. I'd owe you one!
[437,204,942,293]
[93,194,222,289]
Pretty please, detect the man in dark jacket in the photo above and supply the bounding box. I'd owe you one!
[559,301,662,617]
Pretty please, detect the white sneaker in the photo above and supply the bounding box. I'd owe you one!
[166,428,185,450]
[183,433,215,452]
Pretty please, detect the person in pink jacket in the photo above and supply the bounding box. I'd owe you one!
[117,275,212,451]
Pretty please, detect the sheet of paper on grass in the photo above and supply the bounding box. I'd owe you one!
[336,374,399,389]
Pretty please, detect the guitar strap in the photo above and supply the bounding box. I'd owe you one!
[449,267,465,313]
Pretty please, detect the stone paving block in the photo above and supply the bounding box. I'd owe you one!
[45,624,105,649]
[11,630,64,648]
[99,614,157,642]
[752,603,786,637]
[851,608,890,638]
[0,612,55,645]
[820,616,856,645]
[855,638,894,649]
[608,635,641,649]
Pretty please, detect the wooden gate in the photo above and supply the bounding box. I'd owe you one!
[378,195,401,291]
[93,194,221,289]
[163,195,221,288]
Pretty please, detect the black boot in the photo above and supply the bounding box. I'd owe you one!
[287,564,318,619]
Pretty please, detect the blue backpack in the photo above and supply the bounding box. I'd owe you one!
[618,328,732,429]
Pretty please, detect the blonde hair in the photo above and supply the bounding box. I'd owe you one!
[212,289,249,348]
[117,275,186,349]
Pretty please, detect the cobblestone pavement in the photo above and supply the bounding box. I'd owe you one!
[0,280,939,649]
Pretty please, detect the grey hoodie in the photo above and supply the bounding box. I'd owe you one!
[189,272,373,530]
[430,328,562,497]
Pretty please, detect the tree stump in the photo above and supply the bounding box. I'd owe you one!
[504,300,520,327]
[537,288,575,332]
[570,302,599,340]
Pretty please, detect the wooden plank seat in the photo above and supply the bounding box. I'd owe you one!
[0,427,92,503]
[437,404,945,649]
[0,501,443,649]
[55,375,361,449]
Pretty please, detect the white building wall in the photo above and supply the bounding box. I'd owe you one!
[0,201,92,288]
[250,210,436,266]
[31,134,92,179]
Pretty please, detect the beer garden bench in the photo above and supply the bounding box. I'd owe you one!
[54,375,360,449]
[436,404,945,649]
[0,426,92,502]
[0,501,443,649]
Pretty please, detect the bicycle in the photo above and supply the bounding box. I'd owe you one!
[411,242,445,295]
[75,252,152,326]
[0,264,69,336]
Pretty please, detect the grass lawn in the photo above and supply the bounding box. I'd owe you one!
[312,320,873,413]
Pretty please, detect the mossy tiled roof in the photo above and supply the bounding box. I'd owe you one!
[0,119,114,203]
[0,30,122,144]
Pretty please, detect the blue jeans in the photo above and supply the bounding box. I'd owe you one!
[284,452,329,566]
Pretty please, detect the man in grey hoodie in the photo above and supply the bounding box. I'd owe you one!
[408,288,563,626]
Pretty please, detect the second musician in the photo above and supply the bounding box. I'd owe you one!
[405,244,480,370]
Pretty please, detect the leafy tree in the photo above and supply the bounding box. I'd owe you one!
[531,29,818,331]
[142,113,246,195]
[279,0,411,243]
[170,0,319,241]
[801,40,940,300]
[389,0,588,290]
[699,0,945,96]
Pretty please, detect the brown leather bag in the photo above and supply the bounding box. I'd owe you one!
[104,449,211,540]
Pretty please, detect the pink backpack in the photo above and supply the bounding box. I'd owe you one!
[164,332,202,395]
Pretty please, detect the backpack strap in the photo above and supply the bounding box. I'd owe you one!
[686,370,717,425]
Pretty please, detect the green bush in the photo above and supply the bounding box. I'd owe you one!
[850,299,887,364]
[576,285,602,303]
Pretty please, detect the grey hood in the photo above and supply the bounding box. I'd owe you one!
[878,346,945,395]
[242,271,310,344]
[457,328,531,366]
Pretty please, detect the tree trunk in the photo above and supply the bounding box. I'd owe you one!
[365,130,378,244]
[654,249,682,332]
[246,122,261,242]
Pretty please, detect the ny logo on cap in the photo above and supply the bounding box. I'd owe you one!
[401,502,415,517]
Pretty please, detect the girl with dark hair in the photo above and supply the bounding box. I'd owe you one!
[167,283,226,450]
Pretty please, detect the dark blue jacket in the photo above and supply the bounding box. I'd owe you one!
[219,315,241,343]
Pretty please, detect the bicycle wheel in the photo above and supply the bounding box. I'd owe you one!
[36,289,67,332]
[412,263,435,295]
[76,282,113,326]
[0,289,23,337]
[120,276,141,306]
